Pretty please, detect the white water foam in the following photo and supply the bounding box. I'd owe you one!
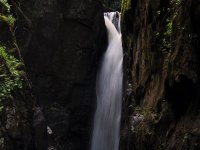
[91,12,123,150]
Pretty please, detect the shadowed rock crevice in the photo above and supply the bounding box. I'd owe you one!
[165,75,198,120]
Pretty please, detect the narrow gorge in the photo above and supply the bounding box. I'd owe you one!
[0,0,200,150]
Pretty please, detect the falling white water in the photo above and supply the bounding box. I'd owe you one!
[91,12,123,150]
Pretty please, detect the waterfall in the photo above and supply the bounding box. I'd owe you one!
[91,12,123,150]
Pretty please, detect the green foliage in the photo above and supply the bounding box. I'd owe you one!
[162,18,173,50]
[0,0,15,26]
[164,19,173,37]
[161,0,181,52]
[0,14,15,26]
[0,47,21,76]
[0,46,23,101]
[0,0,11,12]
[0,0,19,113]
[6,15,15,26]
[121,0,131,15]
[0,76,23,98]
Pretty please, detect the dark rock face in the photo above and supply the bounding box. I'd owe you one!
[121,0,200,149]
[103,0,121,11]
[16,0,107,149]
[0,2,47,149]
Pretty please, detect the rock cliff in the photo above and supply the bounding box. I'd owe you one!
[0,1,46,149]
[15,0,107,149]
[121,0,200,149]
[2,0,200,149]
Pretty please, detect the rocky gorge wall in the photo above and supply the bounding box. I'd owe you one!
[2,0,200,150]
[14,0,107,150]
[121,0,200,149]
[0,1,47,149]
[1,0,107,150]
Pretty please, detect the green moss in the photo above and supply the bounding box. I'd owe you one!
[164,19,173,37]
[121,0,131,15]
[5,14,15,26]
[162,18,173,50]
[0,46,23,101]
[162,0,181,52]
[0,14,15,26]
[0,0,15,26]
[0,0,11,12]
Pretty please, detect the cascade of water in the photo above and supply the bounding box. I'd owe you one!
[104,12,121,33]
[91,12,123,150]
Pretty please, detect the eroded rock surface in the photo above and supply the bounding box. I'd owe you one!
[121,0,200,149]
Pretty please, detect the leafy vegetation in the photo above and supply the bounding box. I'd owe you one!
[0,0,15,26]
[0,14,15,26]
[161,0,181,52]
[0,46,23,112]
[0,0,11,12]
